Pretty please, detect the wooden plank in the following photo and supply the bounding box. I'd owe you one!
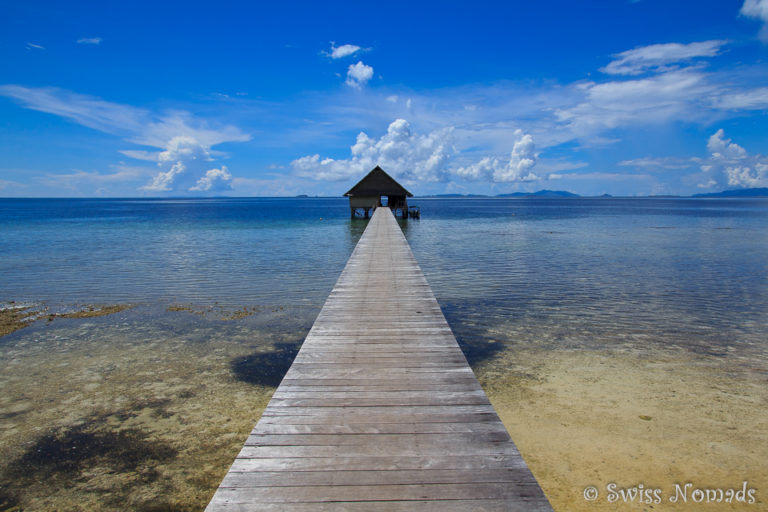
[226,455,529,472]
[209,482,545,503]
[255,412,503,426]
[258,405,499,416]
[220,468,525,487]
[205,207,552,511]
[206,500,531,512]
[251,422,509,435]
[244,432,512,447]
[234,443,516,458]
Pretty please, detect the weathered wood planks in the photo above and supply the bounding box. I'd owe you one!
[206,207,552,511]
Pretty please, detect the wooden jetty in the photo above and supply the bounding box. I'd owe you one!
[206,207,552,511]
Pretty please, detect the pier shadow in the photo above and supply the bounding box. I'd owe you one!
[230,340,303,387]
[441,303,506,368]
[454,333,506,368]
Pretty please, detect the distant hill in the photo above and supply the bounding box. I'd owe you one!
[420,193,490,198]
[692,188,768,198]
[495,190,580,198]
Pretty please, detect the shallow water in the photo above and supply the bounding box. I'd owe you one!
[0,304,316,511]
[1,197,767,510]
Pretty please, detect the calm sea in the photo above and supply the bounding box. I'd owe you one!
[2,197,768,362]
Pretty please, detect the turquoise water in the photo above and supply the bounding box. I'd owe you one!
[2,197,768,364]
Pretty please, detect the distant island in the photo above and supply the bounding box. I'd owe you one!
[692,188,768,198]
[415,188,768,199]
[421,190,581,198]
[425,193,491,198]
[496,190,580,198]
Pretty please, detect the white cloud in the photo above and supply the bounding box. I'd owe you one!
[77,37,102,45]
[292,118,454,182]
[328,43,361,59]
[601,40,726,75]
[0,85,249,148]
[45,167,147,187]
[118,149,159,162]
[555,68,716,135]
[280,40,764,166]
[455,130,539,182]
[618,156,698,170]
[707,129,747,159]
[699,129,768,188]
[0,85,249,195]
[291,119,544,185]
[0,179,27,192]
[26,42,45,50]
[549,171,652,182]
[741,0,768,42]
[346,61,374,88]
[31,164,154,196]
[0,85,148,136]
[142,135,233,193]
[190,166,233,192]
[713,87,768,110]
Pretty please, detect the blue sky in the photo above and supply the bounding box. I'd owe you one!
[2,0,768,197]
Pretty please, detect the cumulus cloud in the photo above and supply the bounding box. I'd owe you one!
[741,0,768,41]
[455,130,539,182]
[707,129,747,160]
[292,119,454,182]
[77,37,102,45]
[600,40,727,75]
[291,119,542,185]
[191,166,233,192]
[346,61,374,88]
[142,136,233,193]
[699,129,768,188]
[0,85,248,195]
[327,43,361,59]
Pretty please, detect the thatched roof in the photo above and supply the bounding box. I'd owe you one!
[344,166,413,197]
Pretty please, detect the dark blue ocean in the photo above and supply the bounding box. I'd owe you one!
[2,197,768,359]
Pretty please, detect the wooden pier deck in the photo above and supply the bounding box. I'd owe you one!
[206,207,552,511]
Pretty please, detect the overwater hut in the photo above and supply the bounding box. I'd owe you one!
[344,166,414,218]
